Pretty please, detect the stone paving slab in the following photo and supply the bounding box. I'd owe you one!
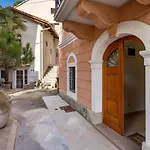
[95,124,141,150]
[0,118,18,150]
[43,95,119,150]
[43,95,69,111]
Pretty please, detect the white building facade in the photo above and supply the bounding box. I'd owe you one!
[0,8,58,89]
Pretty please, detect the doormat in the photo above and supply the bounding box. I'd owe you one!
[128,133,145,146]
[60,106,75,113]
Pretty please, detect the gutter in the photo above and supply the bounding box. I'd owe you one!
[43,25,59,39]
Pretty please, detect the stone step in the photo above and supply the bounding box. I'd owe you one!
[46,72,57,75]
[42,79,57,83]
[42,82,56,85]
[43,74,57,78]
[42,78,57,81]
[43,77,57,80]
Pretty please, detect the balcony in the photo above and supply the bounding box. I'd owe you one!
[55,0,63,11]
[54,0,149,40]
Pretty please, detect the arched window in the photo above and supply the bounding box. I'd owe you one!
[67,53,77,101]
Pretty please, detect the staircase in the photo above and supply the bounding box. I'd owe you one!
[40,66,58,89]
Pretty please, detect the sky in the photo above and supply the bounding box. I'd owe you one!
[0,0,17,7]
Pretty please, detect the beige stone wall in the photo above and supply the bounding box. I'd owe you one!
[43,30,55,76]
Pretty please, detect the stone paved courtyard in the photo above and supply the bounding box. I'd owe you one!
[9,89,119,150]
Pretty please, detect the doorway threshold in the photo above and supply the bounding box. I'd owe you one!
[94,123,141,150]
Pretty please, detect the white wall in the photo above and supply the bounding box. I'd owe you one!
[34,24,43,79]
[18,18,43,80]
[43,30,52,75]
[15,0,62,41]
[16,0,56,23]
[42,29,59,75]
[124,40,145,114]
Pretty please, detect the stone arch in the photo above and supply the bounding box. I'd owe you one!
[68,56,75,63]
[67,53,77,64]
[90,20,150,113]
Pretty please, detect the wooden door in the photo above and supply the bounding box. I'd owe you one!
[103,40,124,135]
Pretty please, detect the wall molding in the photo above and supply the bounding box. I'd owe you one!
[67,53,77,101]
[136,0,150,5]
[76,0,119,30]
[59,34,77,49]
[63,20,102,40]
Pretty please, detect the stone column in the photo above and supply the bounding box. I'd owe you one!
[140,51,150,150]
[90,61,103,114]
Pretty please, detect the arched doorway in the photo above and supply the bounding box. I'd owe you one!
[103,36,145,136]
[90,20,150,149]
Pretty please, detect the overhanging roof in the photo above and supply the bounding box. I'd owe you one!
[54,0,130,23]
[10,7,59,39]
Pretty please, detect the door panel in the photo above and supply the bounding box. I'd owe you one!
[103,41,124,135]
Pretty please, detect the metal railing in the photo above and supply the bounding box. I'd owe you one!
[55,0,63,12]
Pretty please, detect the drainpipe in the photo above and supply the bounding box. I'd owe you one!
[40,30,44,80]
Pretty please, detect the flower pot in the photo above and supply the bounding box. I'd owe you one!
[0,91,11,129]
[0,111,9,129]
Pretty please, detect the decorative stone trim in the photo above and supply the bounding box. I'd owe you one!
[89,61,103,113]
[63,20,102,40]
[59,34,77,49]
[107,24,118,39]
[67,53,77,101]
[89,61,102,69]
[76,0,119,30]
[140,51,150,66]
[136,0,150,5]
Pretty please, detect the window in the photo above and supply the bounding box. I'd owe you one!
[106,49,118,67]
[51,8,55,14]
[46,41,48,46]
[50,49,52,54]
[56,50,58,57]
[128,48,136,56]
[69,67,75,93]
[24,70,28,84]
[67,53,77,100]
[55,0,62,9]
[1,70,7,81]
[16,70,23,88]
[17,34,22,44]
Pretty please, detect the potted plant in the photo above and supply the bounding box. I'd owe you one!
[0,92,11,129]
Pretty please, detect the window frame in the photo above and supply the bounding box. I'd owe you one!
[67,53,77,101]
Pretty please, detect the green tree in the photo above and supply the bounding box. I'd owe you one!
[0,6,26,31]
[13,0,23,6]
[0,6,33,83]
[21,43,35,66]
[0,29,22,82]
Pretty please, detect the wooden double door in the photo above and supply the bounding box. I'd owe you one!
[103,36,143,135]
